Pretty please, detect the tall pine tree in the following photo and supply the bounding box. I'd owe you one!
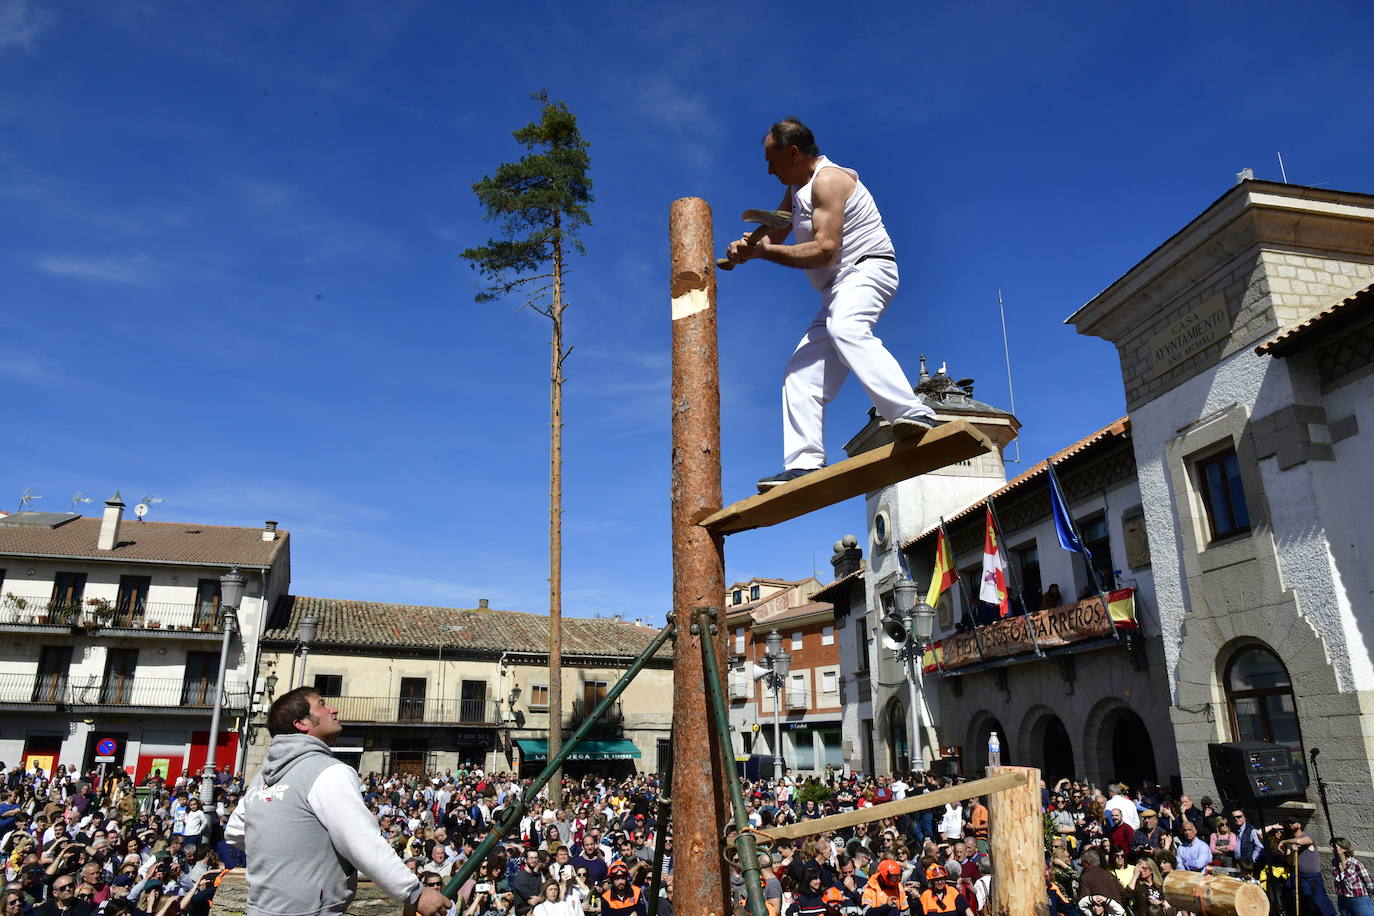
[461,92,591,805]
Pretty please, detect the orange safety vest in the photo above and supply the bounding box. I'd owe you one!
[920,886,962,915]
[861,880,908,912]
[602,885,643,912]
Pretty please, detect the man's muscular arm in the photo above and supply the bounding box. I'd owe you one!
[747,169,853,269]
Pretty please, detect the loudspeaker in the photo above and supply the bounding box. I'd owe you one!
[881,613,908,650]
[1208,741,1308,806]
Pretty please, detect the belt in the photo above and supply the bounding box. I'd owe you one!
[855,254,896,265]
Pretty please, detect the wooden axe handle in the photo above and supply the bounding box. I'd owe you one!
[716,223,773,271]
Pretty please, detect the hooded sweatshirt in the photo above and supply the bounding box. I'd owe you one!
[226,734,421,916]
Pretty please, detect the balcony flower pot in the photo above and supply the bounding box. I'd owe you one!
[36,614,49,624]
[148,620,161,629]
[198,622,214,632]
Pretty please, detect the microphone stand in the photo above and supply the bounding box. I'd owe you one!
[1309,747,1335,840]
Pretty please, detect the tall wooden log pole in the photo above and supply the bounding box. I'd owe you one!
[987,765,1041,916]
[669,197,731,916]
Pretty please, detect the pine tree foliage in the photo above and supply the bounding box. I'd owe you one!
[462,91,592,314]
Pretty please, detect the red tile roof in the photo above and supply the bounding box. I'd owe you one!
[1255,282,1374,356]
[0,516,287,568]
[265,595,671,659]
[901,416,1131,549]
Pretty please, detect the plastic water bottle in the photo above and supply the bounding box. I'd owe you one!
[988,731,1002,767]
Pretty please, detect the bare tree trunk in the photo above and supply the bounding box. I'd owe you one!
[547,218,564,808]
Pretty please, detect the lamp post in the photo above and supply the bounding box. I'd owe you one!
[501,685,521,767]
[762,630,792,781]
[201,567,245,806]
[295,613,318,689]
[892,576,934,773]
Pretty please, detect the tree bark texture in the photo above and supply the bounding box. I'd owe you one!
[668,197,730,916]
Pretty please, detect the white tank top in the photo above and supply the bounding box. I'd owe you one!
[790,156,895,290]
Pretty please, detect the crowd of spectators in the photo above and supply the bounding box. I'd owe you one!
[1,759,1367,916]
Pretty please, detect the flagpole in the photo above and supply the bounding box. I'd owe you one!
[1045,463,1121,645]
[988,499,1043,657]
[941,517,986,662]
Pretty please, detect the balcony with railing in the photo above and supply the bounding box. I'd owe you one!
[0,595,225,635]
[0,672,249,712]
[567,698,624,736]
[786,687,809,709]
[322,696,501,727]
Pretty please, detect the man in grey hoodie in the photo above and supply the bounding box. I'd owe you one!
[226,687,451,916]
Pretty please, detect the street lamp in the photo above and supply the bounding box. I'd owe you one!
[761,630,792,780]
[295,613,318,689]
[890,574,935,772]
[201,567,245,806]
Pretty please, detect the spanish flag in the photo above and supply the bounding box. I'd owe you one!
[926,528,957,608]
[922,641,945,674]
[1107,587,1138,630]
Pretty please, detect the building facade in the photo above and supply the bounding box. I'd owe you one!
[1068,179,1374,849]
[897,418,1177,786]
[0,497,286,780]
[251,597,672,778]
[724,577,844,776]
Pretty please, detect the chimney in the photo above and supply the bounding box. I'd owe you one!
[831,534,862,578]
[98,492,124,551]
[262,520,279,541]
[478,598,489,609]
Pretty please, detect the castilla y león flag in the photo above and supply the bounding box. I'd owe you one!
[980,508,1010,617]
[925,528,957,608]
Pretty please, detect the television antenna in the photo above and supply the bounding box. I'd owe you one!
[72,492,95,513]
[134,494,165,522]
[17,489,41,513]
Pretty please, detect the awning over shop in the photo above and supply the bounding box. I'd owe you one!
[514,739,641,761]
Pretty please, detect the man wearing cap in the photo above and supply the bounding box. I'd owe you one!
[860,859,909,916]
[600,863,646,916]
[1130,810,1167,859]
[917,864,973,916]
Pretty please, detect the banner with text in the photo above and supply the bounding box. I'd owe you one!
[939,595,1123,670]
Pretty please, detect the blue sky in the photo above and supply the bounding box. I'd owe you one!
[4,0,1372,623]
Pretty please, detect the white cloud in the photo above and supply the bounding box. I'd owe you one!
[35,252,163,286]
[0,0,53,52]
[630,76,722,173]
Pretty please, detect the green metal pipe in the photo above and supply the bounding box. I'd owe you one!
[645,733,673,916]
[443,623,675,901]
[695,608,768,916]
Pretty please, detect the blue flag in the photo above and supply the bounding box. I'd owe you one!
[1046,463,1087,555]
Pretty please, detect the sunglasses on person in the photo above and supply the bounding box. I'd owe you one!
[53,884,75,893]
[423,880,444,888]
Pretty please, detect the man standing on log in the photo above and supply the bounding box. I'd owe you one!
[727,118,937,492]
[226,688,452,916]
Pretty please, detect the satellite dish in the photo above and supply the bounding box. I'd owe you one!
[134,503,149,519]
[881,612,909,651]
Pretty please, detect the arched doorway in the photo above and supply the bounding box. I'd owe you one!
[884,698,909,774]
[1041,715,1075,782]
[1106,708,1157,784]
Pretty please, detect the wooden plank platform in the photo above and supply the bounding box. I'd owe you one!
[701,419,994,535]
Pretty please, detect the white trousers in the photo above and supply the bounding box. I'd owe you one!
[782,259,931,469]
